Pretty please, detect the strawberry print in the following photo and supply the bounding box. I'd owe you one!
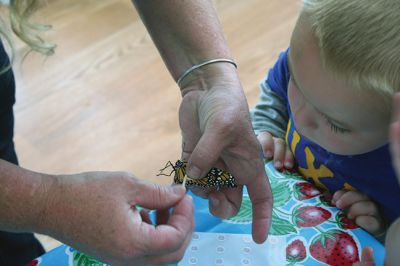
[336,211,359,229]
[26,259,39,266]
[282,167,297,174]
[310,229,359,265]
[286,239,306,265]
[293,206,331,227]
[294,182,321,200]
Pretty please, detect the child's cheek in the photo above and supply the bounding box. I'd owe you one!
[287,79,299,112]
[287,80,314,129]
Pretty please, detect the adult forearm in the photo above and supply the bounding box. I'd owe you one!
[133,0,233,81]
[0,159,54,233]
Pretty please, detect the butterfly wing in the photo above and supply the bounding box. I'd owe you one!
[173,160,187,185]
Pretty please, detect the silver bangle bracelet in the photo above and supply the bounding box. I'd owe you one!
[176,58,237,87]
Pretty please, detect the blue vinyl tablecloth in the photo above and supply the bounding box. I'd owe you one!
[33,162,385,266]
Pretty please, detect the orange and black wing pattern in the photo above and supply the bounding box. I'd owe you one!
[158,159,237,189]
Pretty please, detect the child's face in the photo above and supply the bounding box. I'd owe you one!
[287,15,390,155]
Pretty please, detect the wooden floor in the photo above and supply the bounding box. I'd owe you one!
[10,0,300,252]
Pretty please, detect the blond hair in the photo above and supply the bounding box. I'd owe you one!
[0,0,55,62]
[302,0,400,96]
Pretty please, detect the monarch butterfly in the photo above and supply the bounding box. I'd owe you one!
[157,160,237,189]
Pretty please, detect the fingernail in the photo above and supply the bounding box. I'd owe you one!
[347,213,354,220]
[172,185,185,194]
[187,165,202,178]
[284,162,292,168]
[265,151,272,158]
[274,161,282,168]
[186,195,193,202]
[331,193,339,202]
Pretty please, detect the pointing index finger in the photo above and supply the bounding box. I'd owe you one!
[246,160,273,243]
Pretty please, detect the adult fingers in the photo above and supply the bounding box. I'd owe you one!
[179,91,202,162]
[186,158,226,199]
[208,188,243,219]
[142,229,193,265]
[186,127,225,179]
[141,195,194,255]
[135,182,186,210]
[222,142,272,244]
[143,218,194,265]
[245,159,273,244]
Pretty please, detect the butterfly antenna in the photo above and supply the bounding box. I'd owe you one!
[157,161,175,176]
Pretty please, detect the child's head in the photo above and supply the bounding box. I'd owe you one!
[287,0,400,155]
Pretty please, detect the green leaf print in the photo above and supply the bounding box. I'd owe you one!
[269,212,297,236]
[283,171,304,181]
[226,195,252,223]
[73,252,104,266]
[272,181,292,208]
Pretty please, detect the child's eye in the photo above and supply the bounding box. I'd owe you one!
[317,111,350,134]
[328,121,349,134]
[322,114,350,134]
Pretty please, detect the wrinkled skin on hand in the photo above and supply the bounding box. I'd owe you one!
[178,65,273,244]
[40,172,194,266]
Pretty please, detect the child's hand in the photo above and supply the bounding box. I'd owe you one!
[353,223,400,266]
[257,131,294,170]
[352,246,375,266]
[332,190,385,238]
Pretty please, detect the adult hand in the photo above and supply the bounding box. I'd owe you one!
[38,172,194,265]
[179,63,273,244]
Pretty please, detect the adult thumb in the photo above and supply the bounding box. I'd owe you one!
[135,182,186,210]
